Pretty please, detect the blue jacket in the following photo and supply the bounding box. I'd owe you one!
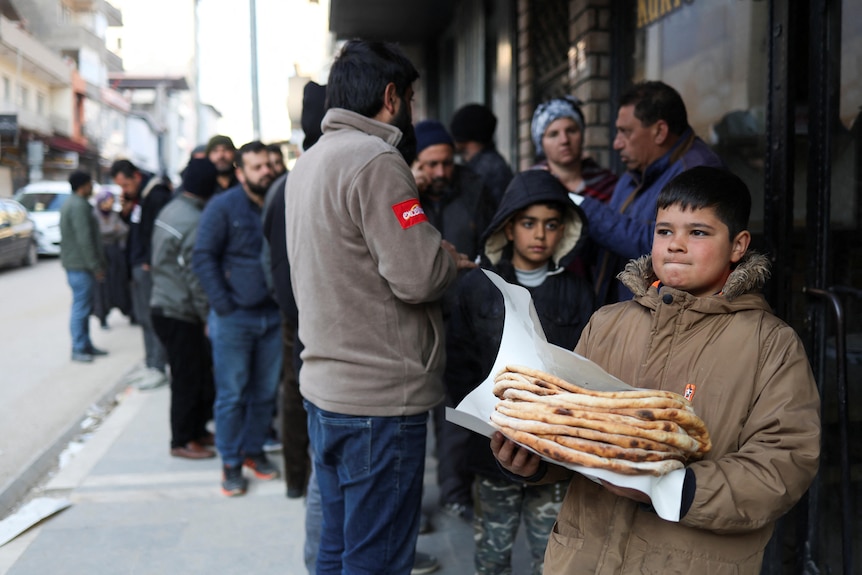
[192,185,277,316]
[580,129,723,303]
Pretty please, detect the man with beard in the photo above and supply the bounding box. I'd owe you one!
[205,134,238,193]
[192,141,282,496]
[410,119,498,525]
[285,40,473,574]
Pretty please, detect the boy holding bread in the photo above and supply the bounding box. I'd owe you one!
[492,166,821,574]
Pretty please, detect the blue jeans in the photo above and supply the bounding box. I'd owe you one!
[305,400,427,575]
[304,459,321,574]
[208,307,282,467]
[66,270,94,353]
[131,265,166,370]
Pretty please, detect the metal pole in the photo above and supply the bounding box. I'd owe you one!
[194,0,205,144]
[250,0,261,141]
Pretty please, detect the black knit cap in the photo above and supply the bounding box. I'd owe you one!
[182,158,218,199]
[302,81,327,151]
[68,170,92,192]
[205,134,236,155]
[450,103,497,144]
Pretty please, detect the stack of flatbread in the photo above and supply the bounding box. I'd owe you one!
[490,365,712,477]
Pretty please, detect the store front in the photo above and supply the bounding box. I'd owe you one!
[617,1,861,573]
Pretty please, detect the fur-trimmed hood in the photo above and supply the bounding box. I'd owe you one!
[618,251,771,301]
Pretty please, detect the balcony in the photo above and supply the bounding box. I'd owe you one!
[62,0,123,26]
[0,16,71,86]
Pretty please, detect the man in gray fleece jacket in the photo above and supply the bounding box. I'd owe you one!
[285,40,472,574]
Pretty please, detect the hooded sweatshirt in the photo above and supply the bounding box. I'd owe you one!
[445,169,595,478]
[539,253,820,574]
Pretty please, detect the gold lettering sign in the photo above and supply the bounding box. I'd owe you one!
[637,0,692,29]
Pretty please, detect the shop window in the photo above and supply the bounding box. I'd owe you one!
[633,0,768,230]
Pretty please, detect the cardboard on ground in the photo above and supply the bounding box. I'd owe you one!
[445,270,685,521]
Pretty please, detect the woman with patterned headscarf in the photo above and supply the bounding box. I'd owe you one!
[531,96,617,203]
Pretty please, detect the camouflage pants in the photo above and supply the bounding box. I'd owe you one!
[473,475,566,575]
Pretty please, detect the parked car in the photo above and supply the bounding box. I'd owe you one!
[0,198,38,269]
[14,181,71,256]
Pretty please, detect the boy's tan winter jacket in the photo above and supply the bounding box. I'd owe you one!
[542,253,820,574]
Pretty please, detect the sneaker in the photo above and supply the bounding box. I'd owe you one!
[135,368,169,391]
[243,453,280,480]
[262,437,282,453]
[221,464,248,497]
[86,345,108,356]
[411,551,439,575]
[71,351,94,363]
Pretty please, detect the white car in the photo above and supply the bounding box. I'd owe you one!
[14,181,71,256]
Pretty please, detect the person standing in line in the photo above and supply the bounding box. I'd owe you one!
[91,189,131,329]
[111,159,173,389]
[449,103,514,205]
[574,81,723,304]
[60,171,107,363]
[446,170,595,575]
[410,118,498,524]
[530,96,618,203]
[205,134,238,194]
[192,141,282,497]
[285,39,472,574]
[266,143,287,178]
[150,158,219,460]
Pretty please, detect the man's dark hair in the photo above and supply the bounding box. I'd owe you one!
[68,170,91,191]
[235,141,268,168]
[657,166,751,240]
[620,81,689,136]
[109,159,139,179]
[326,39,419,118]
[266,143,283,157]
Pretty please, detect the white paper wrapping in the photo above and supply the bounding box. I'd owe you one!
[446,269,684,522]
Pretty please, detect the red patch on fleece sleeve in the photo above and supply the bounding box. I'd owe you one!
[392,199,428,229]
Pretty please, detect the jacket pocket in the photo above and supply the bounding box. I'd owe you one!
[544,520,591,573]
[420,305,443,372]
[624,535,760,575]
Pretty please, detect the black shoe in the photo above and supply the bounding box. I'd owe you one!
[86,346,108,356]
[286,486,304,499]
[411,552,439,574]
[418,512,432,534]
[243,453,280,480]
[221,464,248,497]
[71,351,94,363]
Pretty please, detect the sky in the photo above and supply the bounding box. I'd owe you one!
[107,0,331,145]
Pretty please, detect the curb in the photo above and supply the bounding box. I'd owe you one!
[0,368,137,518]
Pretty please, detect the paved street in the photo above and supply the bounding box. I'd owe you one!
[0,258,143,514]
[0,258,533,574]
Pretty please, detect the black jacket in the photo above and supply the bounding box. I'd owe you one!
[124,173,172,268]
[445,169,596,479]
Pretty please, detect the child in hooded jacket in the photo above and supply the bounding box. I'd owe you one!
[446,169,596,575]
[492,166,821,575]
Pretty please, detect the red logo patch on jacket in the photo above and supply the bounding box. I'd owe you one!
[392,199,428,229]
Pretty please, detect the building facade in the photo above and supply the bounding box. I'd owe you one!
[327,1,861,573]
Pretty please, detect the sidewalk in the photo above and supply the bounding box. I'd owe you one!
[0,384,532,574]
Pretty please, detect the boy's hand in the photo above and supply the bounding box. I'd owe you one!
[600,480,652,504]
[491,431,542,477]
[441,240,477,270]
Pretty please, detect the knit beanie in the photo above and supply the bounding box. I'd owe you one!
[182,158,218,199]
[301,81,327,151]
[414,120,454,156]
[205,134,236,155]
[531,96,585,158]
[450,103,497,144]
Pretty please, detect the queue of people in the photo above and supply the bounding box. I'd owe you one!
[55,36,820,575]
